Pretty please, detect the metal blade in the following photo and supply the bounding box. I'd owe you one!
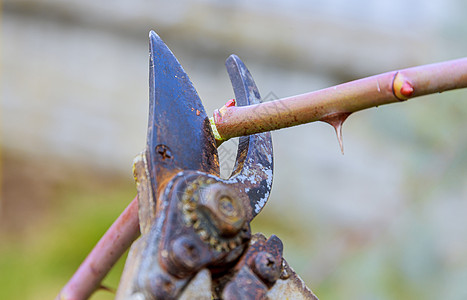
[225,55,274,220]
[147,31,219,198]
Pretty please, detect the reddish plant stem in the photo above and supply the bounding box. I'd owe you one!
[214,57,467,141]
[56,197,140,300]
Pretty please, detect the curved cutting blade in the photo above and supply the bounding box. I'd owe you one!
[147,31,219,198]
[225,55,274,220]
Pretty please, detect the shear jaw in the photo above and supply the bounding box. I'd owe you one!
[116,33,274,300]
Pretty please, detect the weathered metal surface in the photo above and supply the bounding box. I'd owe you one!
[221,234,283,299]
[146,30,219,210]
[222,55,274,220]
[116,32,280,300]
[219,233,318,300]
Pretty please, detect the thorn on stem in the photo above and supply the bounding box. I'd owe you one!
[400,82,414,97]
[98,284,116,294]
[320,112,351,155]
[225,99,236,107]
[335,122,345,155]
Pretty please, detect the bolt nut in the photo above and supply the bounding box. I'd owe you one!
[198,183,246,237]
[252,251,281,284]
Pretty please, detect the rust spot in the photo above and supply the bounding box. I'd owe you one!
[196,109,201,116]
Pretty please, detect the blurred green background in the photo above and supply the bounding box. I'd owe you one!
[2,0,467,299]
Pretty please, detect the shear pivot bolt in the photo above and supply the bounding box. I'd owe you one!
[219,196,236,217]
[199,183,245,237]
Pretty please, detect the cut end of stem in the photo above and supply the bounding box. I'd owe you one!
[209,116,223,144]
[211,99,237,146]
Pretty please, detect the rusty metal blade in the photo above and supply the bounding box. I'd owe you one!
[147,31,219,198]
[225,55,274,219]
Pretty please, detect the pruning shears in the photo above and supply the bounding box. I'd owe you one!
[55,27,467,300]
[111,31,317,299]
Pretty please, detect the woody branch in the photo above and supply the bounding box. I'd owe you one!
[213,57,467,142]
